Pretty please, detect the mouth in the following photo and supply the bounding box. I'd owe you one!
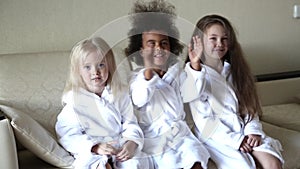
[92,77,101,82]
[154,52,165,58]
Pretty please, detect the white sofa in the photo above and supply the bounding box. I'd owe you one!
[0,51,299,169]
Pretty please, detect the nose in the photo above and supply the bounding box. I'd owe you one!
[216,39,223,47]
[155,42,162,50]
[91,66,99,75]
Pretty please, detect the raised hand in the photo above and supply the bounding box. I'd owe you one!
[188,36,202,71]
[140,48,155,80]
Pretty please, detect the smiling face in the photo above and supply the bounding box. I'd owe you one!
[79,50,108,96]
[203,24,229,61]
[141,30,171,69]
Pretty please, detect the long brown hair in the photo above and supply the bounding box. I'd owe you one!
[186,14,262,121]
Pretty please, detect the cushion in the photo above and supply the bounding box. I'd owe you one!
[261,103,300,132]
[0,105,74,168]
[0,52,70,136]
[262,121,300,169]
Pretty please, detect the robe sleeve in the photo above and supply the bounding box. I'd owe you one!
[55,105,95,155]
[116,92,144,150]
[244,115,265,137]
[181,62,206,103]
[130,70,160,107]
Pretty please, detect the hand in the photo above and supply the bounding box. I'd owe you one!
[140,48,155,80]
[140,48,154,69]
[239,136,252,153]
[247,134,262,148]
[116,141,138,162]
[188,36,202,71]
[92,141,119,155]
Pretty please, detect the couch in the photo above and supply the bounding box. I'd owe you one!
[0,51,299,169]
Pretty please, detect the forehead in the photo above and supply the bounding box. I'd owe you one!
[82,50,106,63]
[142,30,169,40]
[205,24,227,35]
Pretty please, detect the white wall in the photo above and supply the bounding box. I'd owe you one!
[1,0,300,75]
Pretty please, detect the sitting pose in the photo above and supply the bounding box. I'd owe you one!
[184,14,284,169]
[124,0,210,168]
[55,37,150,169]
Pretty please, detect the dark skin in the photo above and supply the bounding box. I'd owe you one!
[141,31,204,169]
[141,30,170,80]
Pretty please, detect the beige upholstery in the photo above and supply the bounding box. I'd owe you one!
[0,51,299,169]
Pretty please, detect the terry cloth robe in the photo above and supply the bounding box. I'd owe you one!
[55,87,150,169]
[130,63,210,169]
[182,62,284,169]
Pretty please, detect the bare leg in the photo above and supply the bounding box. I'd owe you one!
[96,163,112,169]
[191,162,203,169]
[105,162,112,169]
[252,151,282,169]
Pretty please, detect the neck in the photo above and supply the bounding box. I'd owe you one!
[204,58,223,74]
[153,68,166,78]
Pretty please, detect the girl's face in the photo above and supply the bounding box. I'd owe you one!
[79,51,108,96]
[203,24,228,60]
[141,30,170,69]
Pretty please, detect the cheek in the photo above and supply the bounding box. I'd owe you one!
[101,69,109,78]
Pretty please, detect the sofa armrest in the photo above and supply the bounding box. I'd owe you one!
[0,118,19,169]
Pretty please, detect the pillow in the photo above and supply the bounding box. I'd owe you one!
[0,105,74,168]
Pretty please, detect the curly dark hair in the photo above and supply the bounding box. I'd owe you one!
[125,0,184,66]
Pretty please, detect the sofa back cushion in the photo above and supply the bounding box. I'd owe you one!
[0,51,70,135]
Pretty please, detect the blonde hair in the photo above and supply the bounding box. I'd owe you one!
[64,37,123,98]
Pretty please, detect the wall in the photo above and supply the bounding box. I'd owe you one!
[1,0,300,75]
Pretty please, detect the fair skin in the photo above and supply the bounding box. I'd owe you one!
[80,51,109,96]
[189,24,282,169]
[189,24,228,73]
[80,51,138,164]
[141,30,171,80]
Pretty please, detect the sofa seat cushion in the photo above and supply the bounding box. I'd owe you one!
[261,103,300,132]
[262,121,300,169]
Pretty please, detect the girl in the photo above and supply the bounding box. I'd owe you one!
[55,37,150,169]
[184,14,284,169]
[125,0,210,168]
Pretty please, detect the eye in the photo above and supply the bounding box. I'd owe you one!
[147,41,155,48]
[222,37,228,42]
[209,37,217,41]
[161,40,170,47]
[98,63,106,69]
[83,65,90,70]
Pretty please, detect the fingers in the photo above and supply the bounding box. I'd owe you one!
[247,135,262,147]
[116,141,137,162]
[188,36,202,61]
[116,148,131,162]
[97,143,119,155]
[240,142,252,153]
[193,35,202,49]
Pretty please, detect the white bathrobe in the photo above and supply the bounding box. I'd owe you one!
[55,87,150,169]
[182,62,284,169]
[130,63,210,169]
